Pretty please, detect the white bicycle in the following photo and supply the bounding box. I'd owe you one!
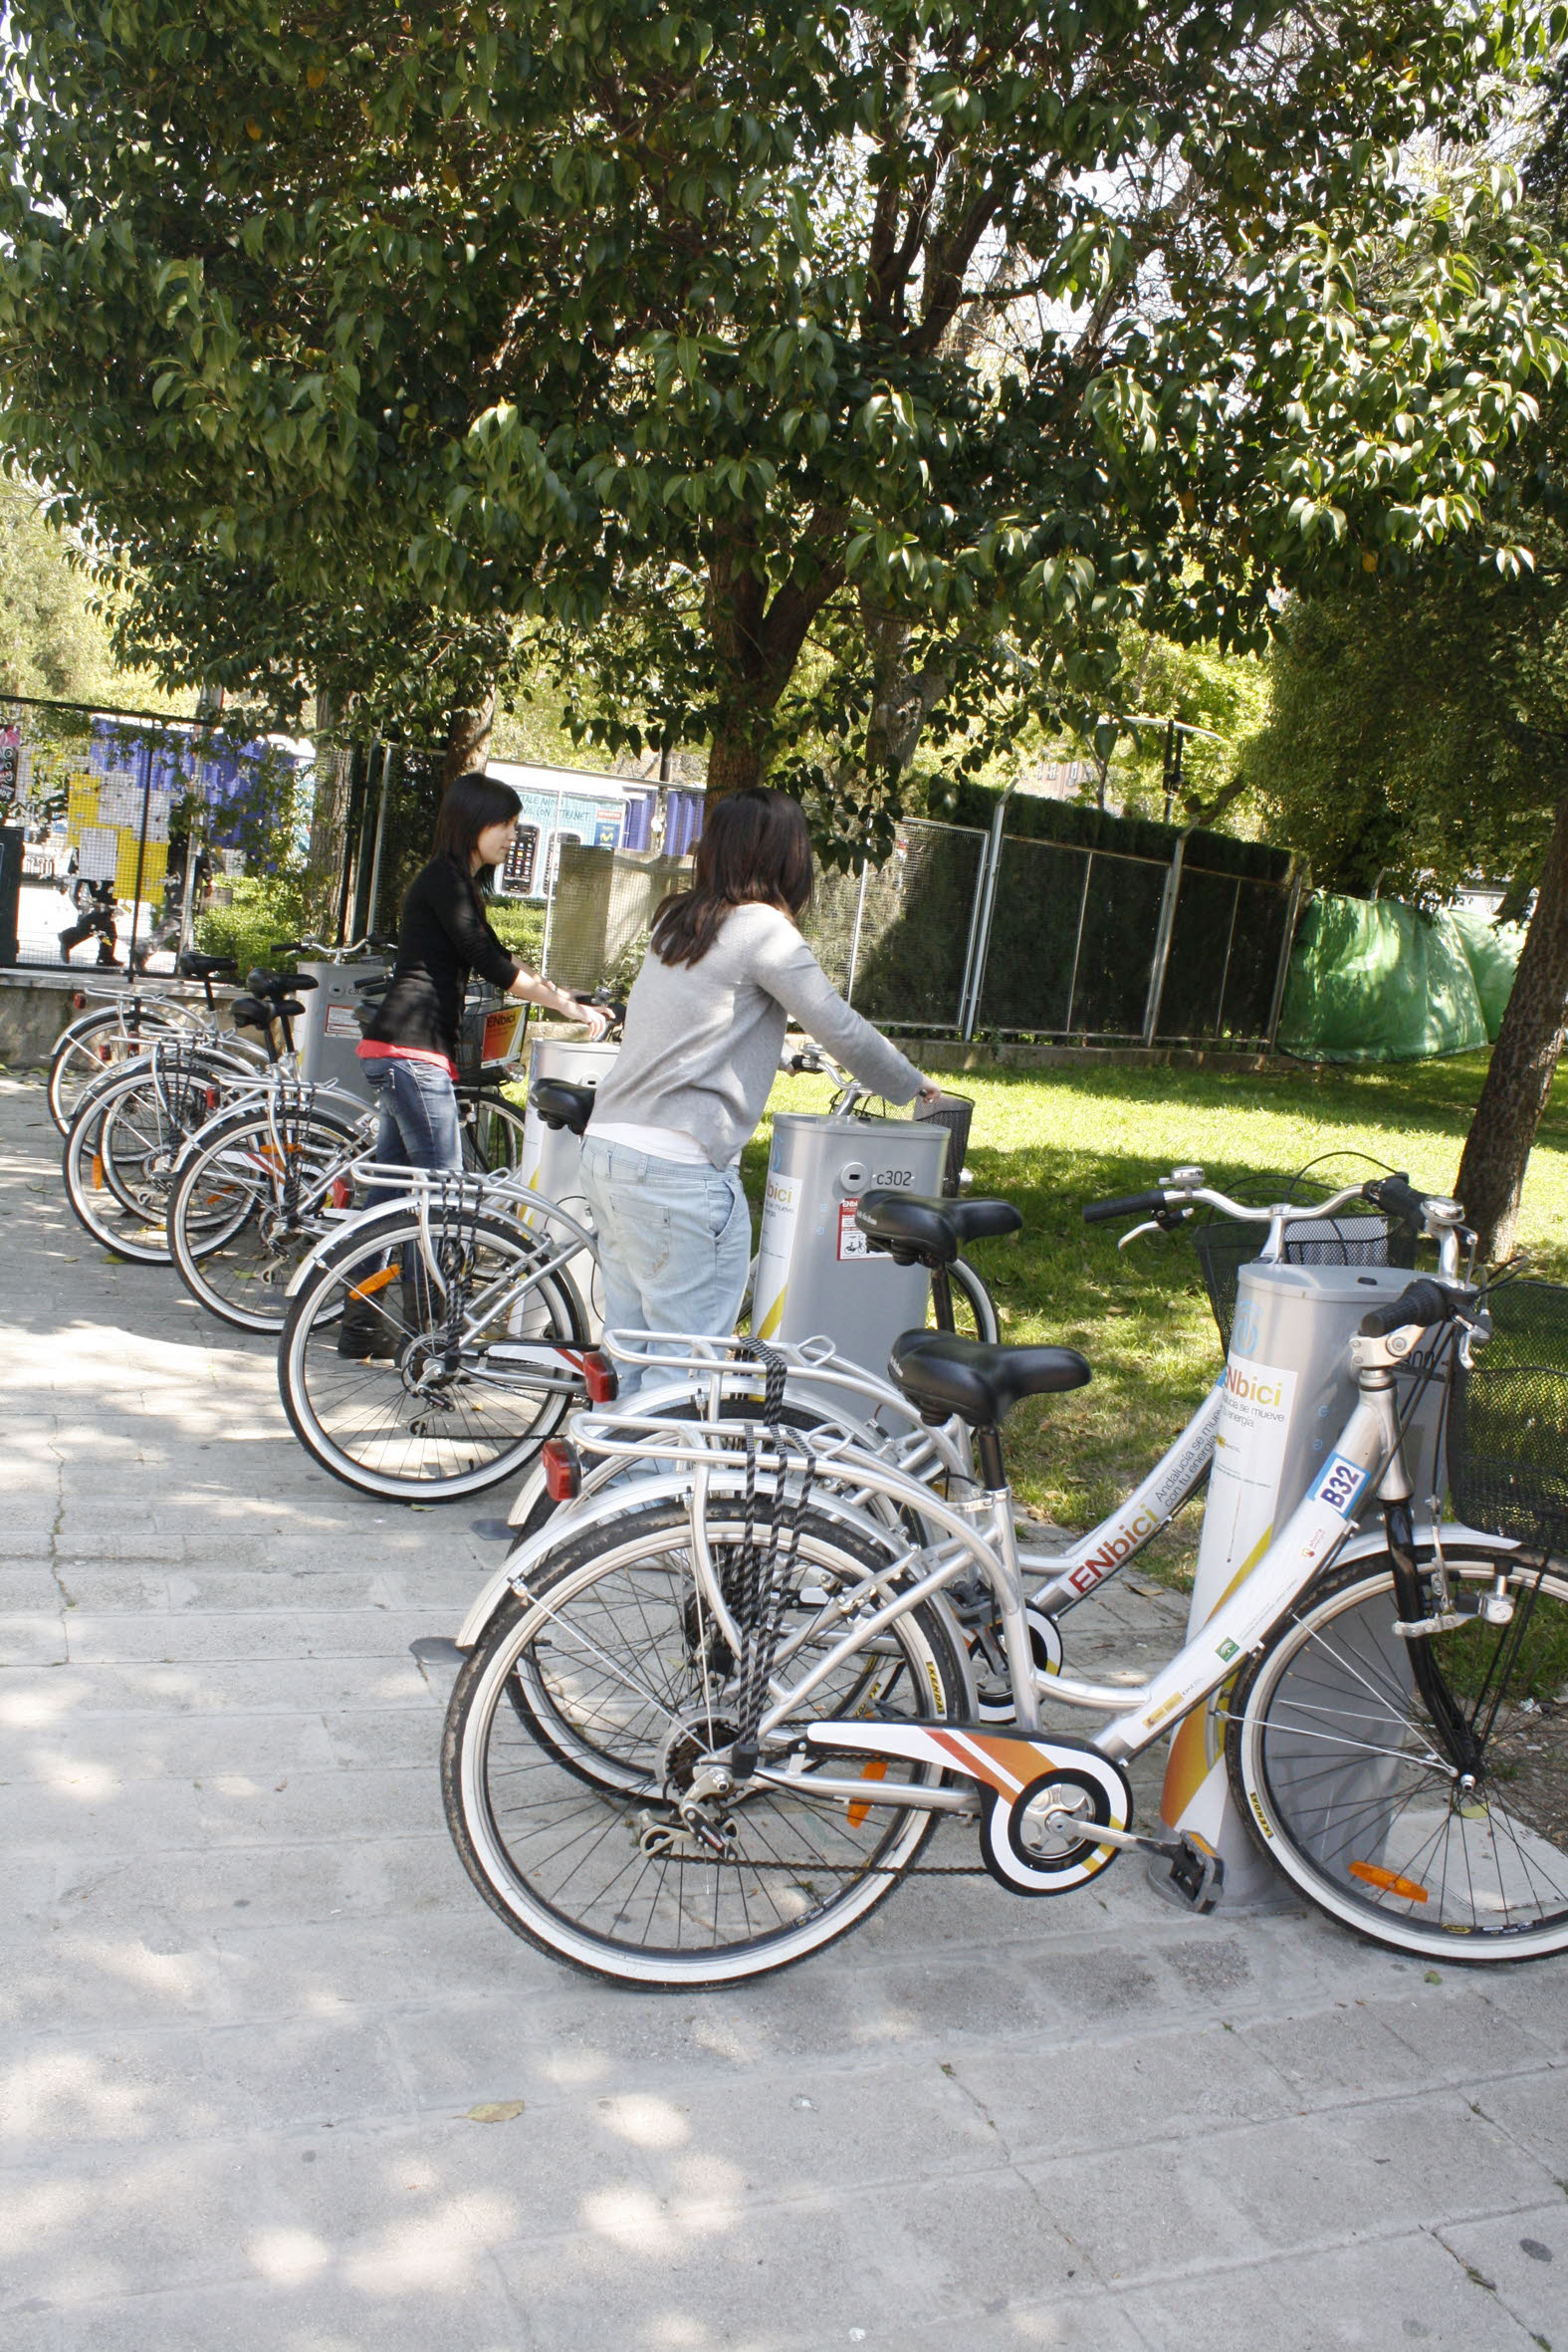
[441,1174,1568,1986]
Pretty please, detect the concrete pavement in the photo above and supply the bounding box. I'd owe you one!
[1,1071,1564,2351]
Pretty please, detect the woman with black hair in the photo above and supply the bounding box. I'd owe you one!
[341,771,605,1356]
[583,786,940,1386]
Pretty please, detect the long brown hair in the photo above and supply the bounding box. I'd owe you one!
[650,788,813,968]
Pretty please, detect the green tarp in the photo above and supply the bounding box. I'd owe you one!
[1278,893,1524,1063]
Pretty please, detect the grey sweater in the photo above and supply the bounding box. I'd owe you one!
[591,903,926,1167]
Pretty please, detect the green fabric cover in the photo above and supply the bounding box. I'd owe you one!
[1449,908,1527,1042]
[1278,894,1521,1063]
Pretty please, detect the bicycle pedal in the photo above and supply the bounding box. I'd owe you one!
[1158,1833,1225,1913]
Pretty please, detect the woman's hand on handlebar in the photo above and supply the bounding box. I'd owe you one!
[915,1080,945,1112]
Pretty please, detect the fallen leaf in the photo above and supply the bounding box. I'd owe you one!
[466,2101,525,2124]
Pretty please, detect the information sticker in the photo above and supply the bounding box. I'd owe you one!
[837,1200,870,1261]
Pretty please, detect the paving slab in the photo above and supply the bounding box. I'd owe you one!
[3,1071,1568,2352]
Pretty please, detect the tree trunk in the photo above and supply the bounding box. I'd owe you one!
[442,689,496,788]
[705,725,765,799]
[303,688,355,940]
[1455,791,1568,1258]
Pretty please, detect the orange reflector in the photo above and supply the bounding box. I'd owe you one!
[1349,1861,1430,1903]
[847,1759,887,1827]
[347,1266,399,1301]
[542,1438,580,1502]
[91,1151,105,1189]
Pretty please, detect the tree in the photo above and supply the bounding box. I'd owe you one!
[1241,550,1568,1257]
[0,478,179,709]
[3,0,1565,861]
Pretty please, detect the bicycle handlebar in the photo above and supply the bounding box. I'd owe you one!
[1082,1190,1171,1227]
[1357,1278,1464,1338]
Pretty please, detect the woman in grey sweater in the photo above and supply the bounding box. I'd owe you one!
[583,788,940,1383]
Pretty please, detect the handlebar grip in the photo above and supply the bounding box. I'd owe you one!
[1358,1279,1457,1338]
[1082,1189,1170,1227]
[1363,1173,1428,1231]
[268,941,303,957]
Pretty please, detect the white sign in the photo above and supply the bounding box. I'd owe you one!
[1204,1353,1298,1582]
[836,1200,869,1261]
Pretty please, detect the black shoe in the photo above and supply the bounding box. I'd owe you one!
[336,1293,400,1360]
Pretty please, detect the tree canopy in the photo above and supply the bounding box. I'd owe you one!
[4,0,1568,851]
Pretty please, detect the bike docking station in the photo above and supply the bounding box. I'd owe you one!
[296,957,390,1107]
[518,1034,619,1325]
[1158,1246,1455,1907]
[751,1108,951,1381]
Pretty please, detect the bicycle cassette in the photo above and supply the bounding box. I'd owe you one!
[803,1722,1132,1897]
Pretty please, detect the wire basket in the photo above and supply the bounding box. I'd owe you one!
[455,993,528,1085]
[916,1091,974,1197]
[1194,1182,1417,1353]
[1448,1278,1568,1556]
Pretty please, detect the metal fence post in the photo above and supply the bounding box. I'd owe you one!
[1141,834,1186,1047]
[1264,865,1304,1053]
[845,861,869,1006]
[364,743,393,940]
[959,791,1009,1041]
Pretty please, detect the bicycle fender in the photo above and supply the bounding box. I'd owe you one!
[1332,1519,1519,1565]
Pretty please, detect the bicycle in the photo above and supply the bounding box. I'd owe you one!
[162,958,542,1330]
[439,1171,1568,1986]
[45,949,271,1134]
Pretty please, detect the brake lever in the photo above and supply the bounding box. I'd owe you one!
[1117,1206,1194,1251]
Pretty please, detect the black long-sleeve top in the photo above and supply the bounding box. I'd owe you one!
[361,854,520,1063]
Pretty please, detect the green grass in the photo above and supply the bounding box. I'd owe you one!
[742,1050,1568,1577]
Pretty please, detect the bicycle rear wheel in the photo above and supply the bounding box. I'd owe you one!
[168,1102,365,1331]
[278,1203,587,1500]
[48,1004,188,1133]
[62,1052,245,1262]
[444,1498,965,1987]
[1228,1547,1568,1960]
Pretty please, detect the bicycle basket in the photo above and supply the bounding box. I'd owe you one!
[1194,1191,1417,1353]
[455,993,527,1085]
[916,1091,974,1198]
[1448,1278,1568,1555]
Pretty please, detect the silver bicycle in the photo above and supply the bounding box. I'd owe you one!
[441,1175,1568,1986]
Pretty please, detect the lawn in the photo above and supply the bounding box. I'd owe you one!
[743,1049,1568,1580]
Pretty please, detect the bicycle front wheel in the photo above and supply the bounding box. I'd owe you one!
[279,1204,587,1500]
[444,1499,966,1988]
[48,1004,187,1133]
[168,1102,365,1332]
[1228,1546,1568,1961]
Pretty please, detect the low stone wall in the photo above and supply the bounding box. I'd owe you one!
[0,970,236,1069]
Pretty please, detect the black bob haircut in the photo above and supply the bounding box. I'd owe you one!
[430,772,524,887]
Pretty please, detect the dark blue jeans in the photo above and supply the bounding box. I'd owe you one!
[363,1058,464,1210]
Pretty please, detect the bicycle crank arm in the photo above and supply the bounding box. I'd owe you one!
[1039,1810,1224,1911]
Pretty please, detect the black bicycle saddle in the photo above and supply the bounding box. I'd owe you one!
[856,1191,1022,1268]
[532,1078,596,1135]
[888,1329,1090,1426]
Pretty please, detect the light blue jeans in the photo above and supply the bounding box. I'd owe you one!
[579,1135,752,1395]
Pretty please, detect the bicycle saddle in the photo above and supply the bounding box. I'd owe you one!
[177,951,237,980]
[227,994,271,1029]
[888,1329,1090,1426]
[857,1191,1022,1268]
[246,967,319,998]
[532,1078,596,1135]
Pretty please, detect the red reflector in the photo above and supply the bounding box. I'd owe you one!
[73,992,87,1011]
[331,1177,352,1209]
[583,1350,619,1404]
[541,1439,580,1502]
[206,1086,220,1110]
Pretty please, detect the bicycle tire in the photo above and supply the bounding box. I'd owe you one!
[61,1050,253,1263]
[48,1003,187,1134]
[935,1257,1000,1344]
[279,1203,588,1501]
[168,1101,366,1332]
[1227,1545,1568,1961]
[444,1497,966,1988]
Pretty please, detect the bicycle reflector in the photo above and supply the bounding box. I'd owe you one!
[1349,1861,1430,1903]
[541,1438,581,1501]
[331,1177,352,1209]
[582,1350,619,1404]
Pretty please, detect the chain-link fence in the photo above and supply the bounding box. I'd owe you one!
[0,692,308,975]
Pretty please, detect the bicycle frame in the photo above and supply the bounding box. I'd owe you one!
[531,1314,1446,1830]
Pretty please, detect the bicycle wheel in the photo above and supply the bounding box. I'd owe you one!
[168,1102,366,1332]
[279,1203,588,1500]
[48,1004,187,1134]
[1228,1546,1568,1960]
[62,1052,246,1263]
[443,1498,966,1988]
[461,1088,530,1175]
